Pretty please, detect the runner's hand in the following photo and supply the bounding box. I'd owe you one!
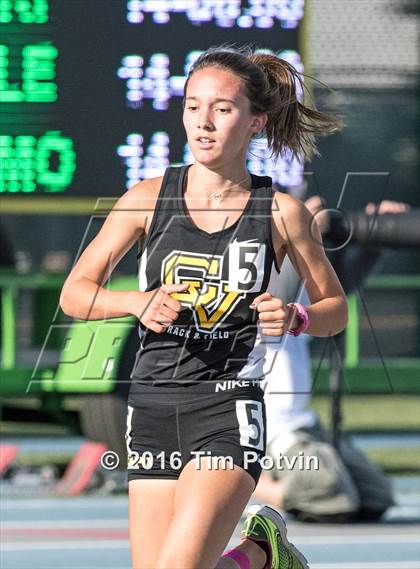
[136,283,189,333]
[250,292,298,336]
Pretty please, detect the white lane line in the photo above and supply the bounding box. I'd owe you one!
[0,499,127,509]
[1,520,127,529]
[1,540,128,551]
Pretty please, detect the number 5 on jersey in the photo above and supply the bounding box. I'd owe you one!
[236,400,264,451]
[228,240,266,293]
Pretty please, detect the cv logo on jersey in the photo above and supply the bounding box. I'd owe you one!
[161,241,266,334]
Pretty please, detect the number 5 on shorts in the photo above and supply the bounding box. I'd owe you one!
[236,400,264,451]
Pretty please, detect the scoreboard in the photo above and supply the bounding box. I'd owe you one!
[0,0,305,197]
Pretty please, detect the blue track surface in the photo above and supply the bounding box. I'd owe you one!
[1,477,419,569]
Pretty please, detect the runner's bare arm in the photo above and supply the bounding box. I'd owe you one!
[59,177,162,320]
[272,193,348,336]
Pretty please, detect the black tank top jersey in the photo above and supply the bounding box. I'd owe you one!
[129,164,282,394]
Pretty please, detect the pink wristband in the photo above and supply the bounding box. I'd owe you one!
[286,302,310,336]
[222,548,250,569]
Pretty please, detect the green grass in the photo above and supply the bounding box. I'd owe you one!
[312,395,420,475]
[15,453,73,467]
[312,395,420,431]
[364,448,420,474]
[0,420,73,436]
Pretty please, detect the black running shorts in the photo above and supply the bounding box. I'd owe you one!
[126,384,267,487]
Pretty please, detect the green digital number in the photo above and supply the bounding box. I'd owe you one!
[0,0,48,24]
[0,43,57,102]
[0,131,76,193]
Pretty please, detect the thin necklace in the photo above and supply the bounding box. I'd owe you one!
[208,173,252,200]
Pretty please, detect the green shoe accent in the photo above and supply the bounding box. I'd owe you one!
[241,504,310,569]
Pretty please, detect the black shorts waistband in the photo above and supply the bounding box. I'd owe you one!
[128,378,265,405]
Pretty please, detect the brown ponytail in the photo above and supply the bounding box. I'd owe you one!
[184,44,343,163]
[249,52,343,162]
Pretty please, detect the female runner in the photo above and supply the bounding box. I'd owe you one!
[60,45,348,569]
